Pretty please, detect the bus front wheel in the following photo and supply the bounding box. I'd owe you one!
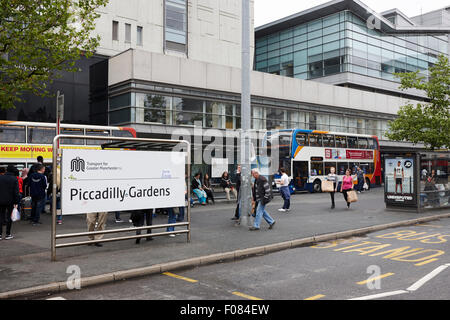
[313,179,322,193]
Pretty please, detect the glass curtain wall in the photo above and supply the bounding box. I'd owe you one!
[255,10,447,82]
[110,93,391,138]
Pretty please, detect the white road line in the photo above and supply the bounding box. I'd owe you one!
[348,290,408,300]
[46,297,66,300]
[407,265,449,292]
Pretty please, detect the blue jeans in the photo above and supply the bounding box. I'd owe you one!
[280,186,290,209]
[253,201,274,229]
[166,208,177,232]
[177,206,185,222]
[31,198,46,223]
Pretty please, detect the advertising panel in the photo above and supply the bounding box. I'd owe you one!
[61,149,186,215]
[385,156,416,206]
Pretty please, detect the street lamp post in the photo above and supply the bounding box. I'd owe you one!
[239,0,252,227]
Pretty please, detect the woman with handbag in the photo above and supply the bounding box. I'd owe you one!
[203,173,215,204]
[326,167,338,209]
[340,169,355,209]
[192,173,207,205]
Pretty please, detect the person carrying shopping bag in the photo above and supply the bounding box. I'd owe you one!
[340,169,356,209]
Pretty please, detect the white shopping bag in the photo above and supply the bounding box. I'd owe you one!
[11,207,21,222]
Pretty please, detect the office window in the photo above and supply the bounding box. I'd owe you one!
[165,0,187,53]
[137,26,143,46]
[112,21,119,41]
[125,23,131,43]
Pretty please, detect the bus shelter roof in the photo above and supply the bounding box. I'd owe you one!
[101,139,186,151]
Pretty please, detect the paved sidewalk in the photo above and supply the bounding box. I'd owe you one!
[0,188,449,296]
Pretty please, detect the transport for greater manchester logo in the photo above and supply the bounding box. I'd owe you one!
[71,157,85,172]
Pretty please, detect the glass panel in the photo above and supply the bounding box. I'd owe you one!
[28,127,56,144]
[86,129,110,145]
[0,125,26,143]
[325,162,338,175]
[309,134,322,147]
[205,101,225,129]
[323,134,335,148]
[137,26,143,46]
[296,133,308,146]
[311,162,324,176]
[165,0,187,46]
[61,128,84,145]
[112,130,134,138]
[358,137,368,149]
[335,136,347,148]
[347,136,358,148]
[110,93,131,109]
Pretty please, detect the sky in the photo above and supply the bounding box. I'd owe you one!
[255,0,450,27]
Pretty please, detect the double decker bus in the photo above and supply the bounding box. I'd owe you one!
[0,121,137,171]
[262,129,382,193]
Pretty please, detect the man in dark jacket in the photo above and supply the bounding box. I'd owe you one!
[0,166,20,240]
[249,169,275,231]
[29,164,48,225]
[231,165,242,221]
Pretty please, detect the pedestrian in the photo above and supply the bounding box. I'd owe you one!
[326,167,338,209]
[221,171,237,200]
[86,212,107,247]
[21,168,29,197]
[340,169,355,209]
[28,155,51,179]
[130,209,153,244]
[14,167,23,213]
[0,166,20,240]
[29,164,48,225]
[192,173,207,205]
[231,165,242,221]
[203,173,215,204]
[278,168,291,212]
[249,169,275,231]
[166,207,178,237]
[356,167,364,193]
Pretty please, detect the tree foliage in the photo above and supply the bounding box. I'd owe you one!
[0,0,108,109]
[386,54,450,150]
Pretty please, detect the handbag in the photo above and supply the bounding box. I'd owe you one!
[322,180,334,192]
[363,182,369,190]
[347,190,358,203]
[11,207,21,222]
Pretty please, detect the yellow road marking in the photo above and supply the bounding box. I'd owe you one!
[162,272,198,283]
[357,273,395,285]
[304,294,325,300]
[232,291,263,300]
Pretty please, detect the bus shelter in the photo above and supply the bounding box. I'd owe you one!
[51,135,190,261]
[384,151,449,212]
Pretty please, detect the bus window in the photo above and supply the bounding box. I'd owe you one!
[359,163,373,175]
[0,125,26,143]
[325,162,338,175]
[347,136,358,149]
[368,138,378,150]
[336,136,347,148]
[338,162,349,175]
[28,127,56,144]
[296,133,308,146]
[323,135,335,148]
[112,129,134,138]
[358,137,368,149]
[349,162,359,174]
[309,134,322,147]
[86,129,111,145]
[311,161,324,176]
[60,128,84,145]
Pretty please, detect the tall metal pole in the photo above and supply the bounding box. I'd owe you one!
[239,0,252,227]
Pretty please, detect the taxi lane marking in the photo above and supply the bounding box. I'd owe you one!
[304,294,326,300]
[357,273,395,285]
[162,272,198,283]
